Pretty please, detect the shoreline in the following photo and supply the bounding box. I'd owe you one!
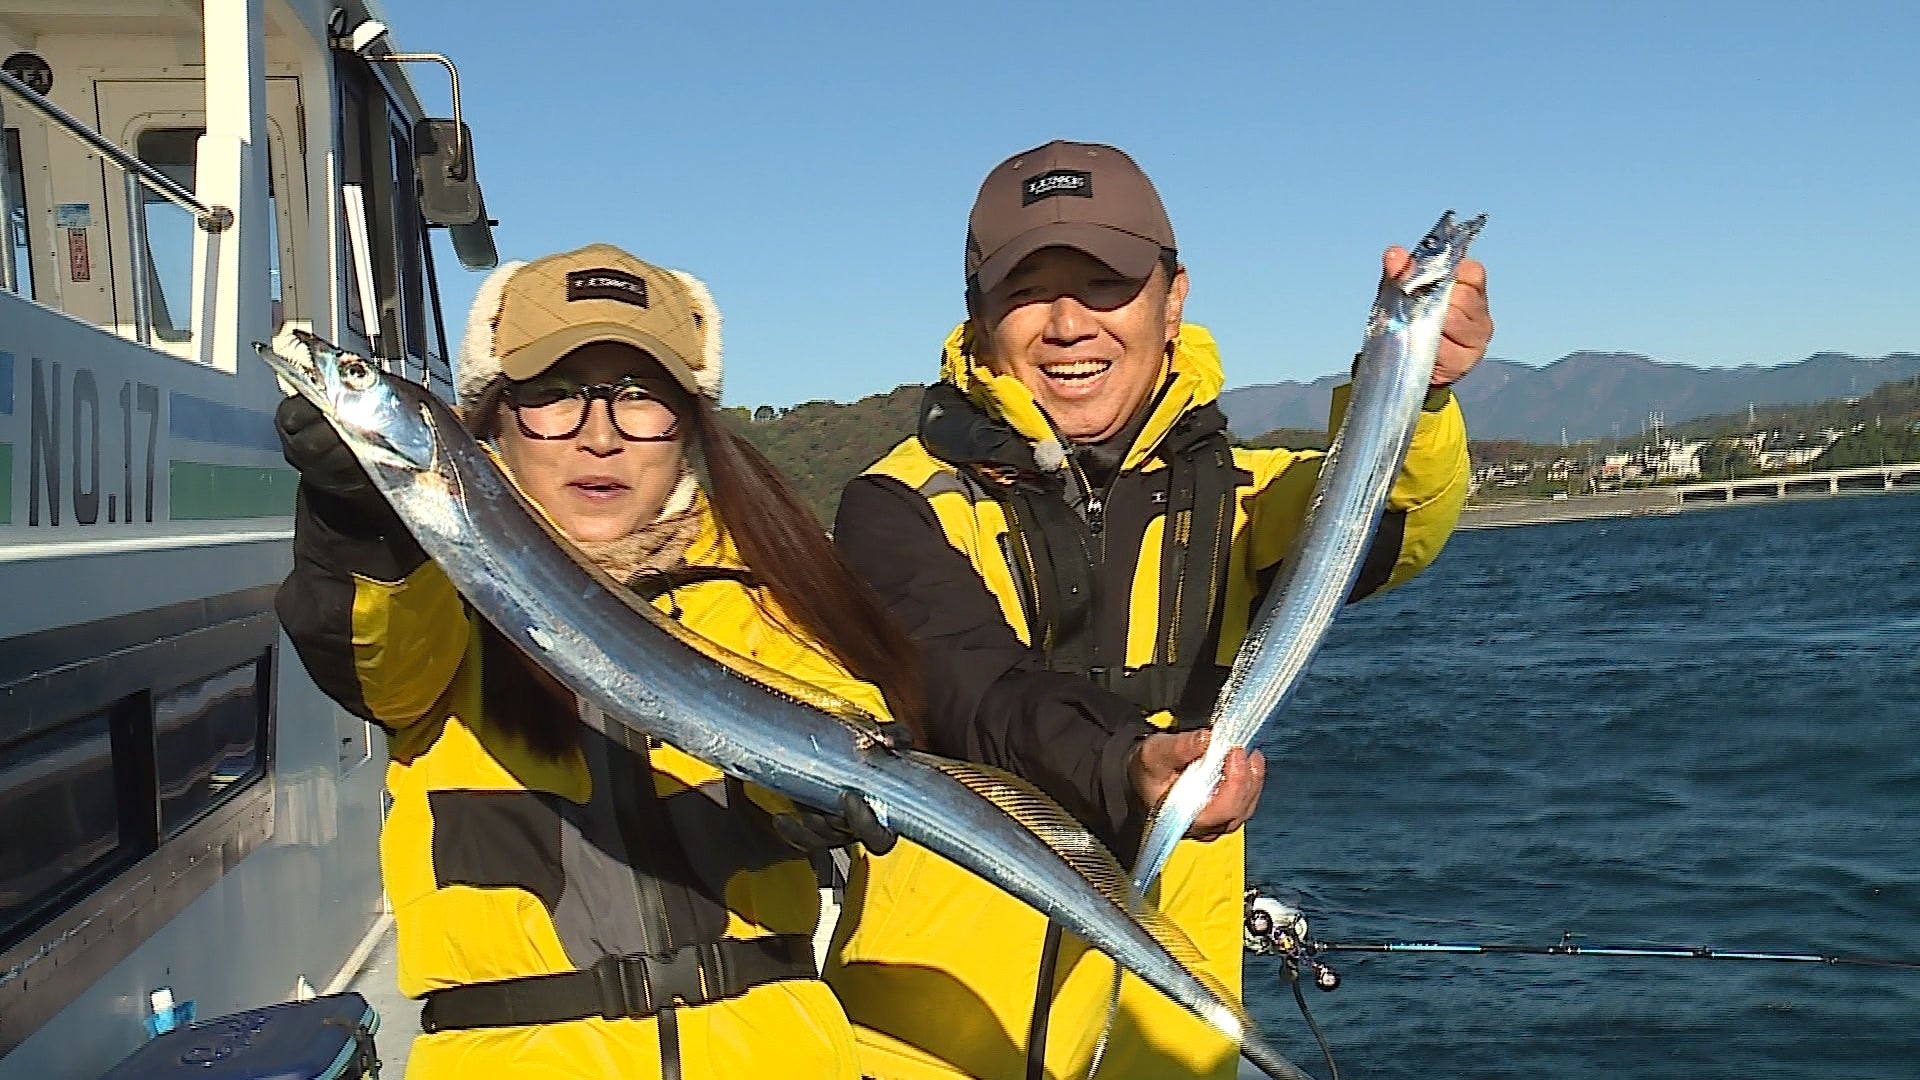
[1458,490,1677,530]
[1459,483,1920,530]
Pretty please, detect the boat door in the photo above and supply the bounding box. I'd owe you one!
[90,76,307,358]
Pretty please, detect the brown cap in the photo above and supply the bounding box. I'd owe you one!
[477,243,714,396]
[965,140,1176,295]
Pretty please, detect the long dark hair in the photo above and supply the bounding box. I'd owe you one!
[465,376,926,753]
[686,402,926,745]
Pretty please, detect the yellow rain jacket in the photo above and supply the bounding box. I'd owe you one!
[278,489,883,1079]
[826,323,1470,1079]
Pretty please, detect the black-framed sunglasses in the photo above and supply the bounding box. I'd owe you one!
[502,376,681,442]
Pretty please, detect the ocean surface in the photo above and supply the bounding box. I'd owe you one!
[1243,490,1920,1079]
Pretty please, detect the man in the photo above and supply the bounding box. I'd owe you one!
[824,140,1490,1080]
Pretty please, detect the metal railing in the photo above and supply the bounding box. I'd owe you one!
[0,66,232,234]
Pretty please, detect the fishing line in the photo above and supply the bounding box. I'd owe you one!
[1305,936,1920,970]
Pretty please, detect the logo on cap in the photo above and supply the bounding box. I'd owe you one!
[1022,169,1093,206]
[566,268,650,308]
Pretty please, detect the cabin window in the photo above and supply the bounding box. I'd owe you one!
[3,127,33,301]
[153,659,267,835]
[266,160,283,329]
[0,711,126,949]
[132,127,200,344]
[339,81,371,338]
[337,64,453,387]
[389,122,428,368]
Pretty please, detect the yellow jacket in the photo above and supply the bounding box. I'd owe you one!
[279,490,886,1079]
[825,322,1470,1079]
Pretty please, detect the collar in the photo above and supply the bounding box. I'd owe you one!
[931,321,1228,474]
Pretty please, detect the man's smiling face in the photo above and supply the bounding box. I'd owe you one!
[976,246,1188,444]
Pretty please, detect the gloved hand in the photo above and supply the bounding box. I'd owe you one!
[275,395,380,508]
[771,790,897,856]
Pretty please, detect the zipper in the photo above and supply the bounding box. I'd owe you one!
[612,723,676,951]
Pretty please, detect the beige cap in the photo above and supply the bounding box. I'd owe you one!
[457,243,722,414]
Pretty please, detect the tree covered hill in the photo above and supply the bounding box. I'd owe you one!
[723,374,1920,526]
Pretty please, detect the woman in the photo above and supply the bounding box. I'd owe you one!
[274,242,919,1078]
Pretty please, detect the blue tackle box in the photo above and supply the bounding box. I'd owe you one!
[100,992,381,1079]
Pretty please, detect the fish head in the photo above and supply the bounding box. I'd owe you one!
[1395,209,1488,295]
[252,329,439,478]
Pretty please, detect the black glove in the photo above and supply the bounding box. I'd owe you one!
[275,395,380,508]
[771,790,897,856]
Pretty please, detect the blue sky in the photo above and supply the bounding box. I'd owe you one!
[401,0,1919,411]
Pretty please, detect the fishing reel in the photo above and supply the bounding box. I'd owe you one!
[1244,887,1340,992]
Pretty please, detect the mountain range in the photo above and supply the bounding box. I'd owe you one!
[1219,351,1920,444]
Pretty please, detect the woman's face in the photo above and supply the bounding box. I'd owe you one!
[495,342,690,543]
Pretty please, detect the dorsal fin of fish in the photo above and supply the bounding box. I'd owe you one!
[907,750,1254,1033]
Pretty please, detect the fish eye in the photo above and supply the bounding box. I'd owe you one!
[339,356,380,391]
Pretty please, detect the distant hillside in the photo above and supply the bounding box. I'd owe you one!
[729,359,1920,526]
[1219,351,1920,443]
[718,385,924,526]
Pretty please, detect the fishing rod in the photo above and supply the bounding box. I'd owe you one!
[1240,885,1920,1080]
[1242,885,1920,976]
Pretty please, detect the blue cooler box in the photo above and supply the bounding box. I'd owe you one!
[100,992,380,1079]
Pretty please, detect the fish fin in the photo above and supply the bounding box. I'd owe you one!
[908,751,1254,1029]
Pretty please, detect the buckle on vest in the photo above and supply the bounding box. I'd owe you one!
[648,943,724,1008]
[591,945,727,1018]
[592,954,653,1018]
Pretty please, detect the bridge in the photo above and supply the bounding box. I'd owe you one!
[1672,462,1920,504]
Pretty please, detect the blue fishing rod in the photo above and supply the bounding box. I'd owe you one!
[1241,884,1920,1080]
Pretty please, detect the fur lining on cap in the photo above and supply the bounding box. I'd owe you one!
[456,258,527,418]
[668,269,723,402]
[454,258,726,420]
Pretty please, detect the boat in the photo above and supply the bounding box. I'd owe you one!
[0,3,499,1075]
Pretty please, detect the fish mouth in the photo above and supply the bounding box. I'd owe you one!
[252,330,328,400]
[251,329,438,473]
[1399,209,1488,293]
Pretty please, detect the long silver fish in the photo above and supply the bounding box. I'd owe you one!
[1132,210,1487,892]
[253,330,1311,1080]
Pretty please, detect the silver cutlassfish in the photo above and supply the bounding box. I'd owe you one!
[1130,210,1486,893]
[1088,210,1483,1078]
[252,330,1312,1080]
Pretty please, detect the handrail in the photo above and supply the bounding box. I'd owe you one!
[0,66,233,233]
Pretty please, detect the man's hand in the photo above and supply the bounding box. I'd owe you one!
[1128,729,1265,842]
[1383,247,1493,387]
[771,790,898,856]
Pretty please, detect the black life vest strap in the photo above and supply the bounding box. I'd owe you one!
[417,934,817,1032]
[1001,479,1096,673]
[629,565,758,602]
[1148,405,1238,723]
[994,405,1240,719]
